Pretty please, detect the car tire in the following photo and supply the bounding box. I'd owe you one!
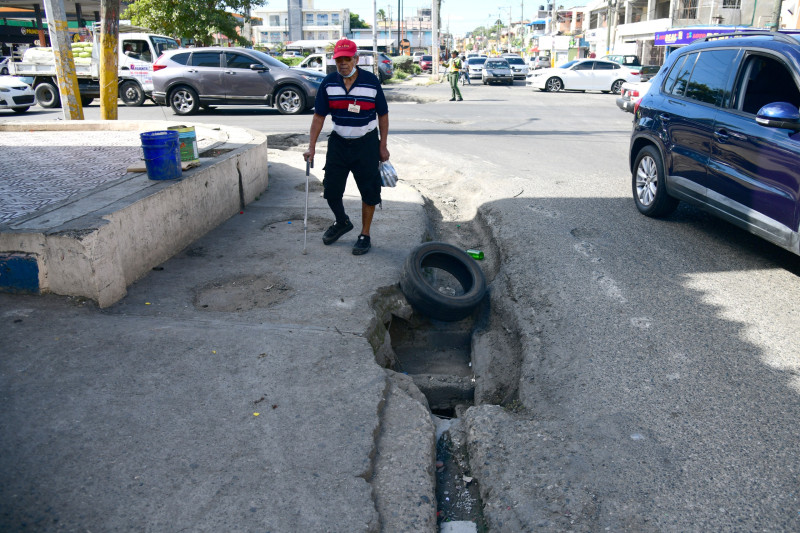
[81,97,93,106]
[0,67,8,75]
[12,106,29,113]
[275,85,305,115]
[545,77,563,92]
[399,242,487,322]
[632,145,679,217]
[611,79,625,94]
[169,85,199,115]
[120,80,145,107]
[35,81,61,108]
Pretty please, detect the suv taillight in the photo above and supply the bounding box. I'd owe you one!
[152,56,167,71]
[633,96,643,115]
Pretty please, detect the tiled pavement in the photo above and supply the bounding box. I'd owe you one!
[0,129,215,225]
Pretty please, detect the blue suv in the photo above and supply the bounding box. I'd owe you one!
[629,32,800,256]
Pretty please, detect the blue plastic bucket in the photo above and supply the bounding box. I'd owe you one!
[140,130,182,181]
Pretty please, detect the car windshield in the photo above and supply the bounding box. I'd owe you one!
[486,61,508,68]
[505,57,524,65]
[468,57,487,65]
[248,49,289,69]
[559,60,578,69]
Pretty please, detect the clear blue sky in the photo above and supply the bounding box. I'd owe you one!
[304,1,573,36]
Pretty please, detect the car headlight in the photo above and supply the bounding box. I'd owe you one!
[301,74,323,83]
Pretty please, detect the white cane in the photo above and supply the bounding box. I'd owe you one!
[303,159,311,255]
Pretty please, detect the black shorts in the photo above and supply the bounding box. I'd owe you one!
[323,129,381,206]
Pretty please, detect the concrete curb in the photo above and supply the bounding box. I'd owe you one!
[0,120,268,307]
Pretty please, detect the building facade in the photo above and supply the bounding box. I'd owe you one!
[251,0,349,50]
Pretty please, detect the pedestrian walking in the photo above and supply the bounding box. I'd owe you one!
[302,39,390,256]
[444,50,463,101]
[460,54,471,85]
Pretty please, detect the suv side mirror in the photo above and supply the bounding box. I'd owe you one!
[251,64,268,72]
[756,102,800,131]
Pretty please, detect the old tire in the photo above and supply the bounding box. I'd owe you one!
[120,80,145,106]
[632,145,679,217]
[35,81,61,108]
[400,242,487,322]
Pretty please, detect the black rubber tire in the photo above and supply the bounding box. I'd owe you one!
[81,97,93,106]
[611,79,625,94]
[169,85,200,115]
[35,81,61,108]
[399,242,487,322]
[120,80,145,106]
[0,67,8,75]
[632,145,679,217]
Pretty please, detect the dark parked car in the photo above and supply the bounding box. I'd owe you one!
[378,53,394,83]
[152,47,325,115]
[630,31,800,256]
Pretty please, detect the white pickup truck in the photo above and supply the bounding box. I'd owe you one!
[11,25,179,107]
[295,53,381,78]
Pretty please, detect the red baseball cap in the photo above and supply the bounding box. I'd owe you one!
[332,39,357,58]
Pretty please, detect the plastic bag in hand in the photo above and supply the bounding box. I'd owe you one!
[379,161,398,187]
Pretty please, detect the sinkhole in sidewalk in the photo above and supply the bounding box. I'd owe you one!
[388,315,475,417]
[370,285,489,529]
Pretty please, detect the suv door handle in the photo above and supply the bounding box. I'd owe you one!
[658,113,671,122]
[224,70,235,74]
[714,128,746,142]
[187,68,198,73]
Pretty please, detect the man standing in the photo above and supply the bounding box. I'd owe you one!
[303,39,390,255]
[445,50,463,101]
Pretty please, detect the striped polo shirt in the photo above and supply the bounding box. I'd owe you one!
[314,67,389,139]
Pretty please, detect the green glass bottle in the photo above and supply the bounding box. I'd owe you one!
[466,249,484,260]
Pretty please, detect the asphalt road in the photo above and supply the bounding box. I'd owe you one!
[6,77,800,529]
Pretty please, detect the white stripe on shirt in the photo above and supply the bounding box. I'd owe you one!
[333,119,378,139]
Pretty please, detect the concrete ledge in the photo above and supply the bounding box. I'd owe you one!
[0,121,268,307]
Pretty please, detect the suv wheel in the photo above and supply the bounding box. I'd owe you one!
[632,145,679,217]
[545,77,563,92]
[275,86,305,115]
[169,86,199,115]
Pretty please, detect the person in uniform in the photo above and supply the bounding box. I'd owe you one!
[444,50,464,101]
[302,39,390,255]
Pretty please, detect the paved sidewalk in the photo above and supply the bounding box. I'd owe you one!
[0,129,438,531]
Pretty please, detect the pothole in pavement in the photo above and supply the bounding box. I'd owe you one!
[194,274,292,311]
[267,133,309,150]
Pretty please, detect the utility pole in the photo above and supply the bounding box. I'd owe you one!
[606,0,613,55]
[768,0,782,31]
[372,0,378,53]
[99,0,119,120]
[432,0,440,78]
[43,0,83,120]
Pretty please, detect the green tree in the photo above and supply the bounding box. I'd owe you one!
[350,12,369,29]
[123,0,266,46]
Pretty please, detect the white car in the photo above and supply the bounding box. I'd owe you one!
[526,58,640,94]
[466,56,487,79]
[0,75,35,113]
[615,80,652,113]
[504,56,528,80]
